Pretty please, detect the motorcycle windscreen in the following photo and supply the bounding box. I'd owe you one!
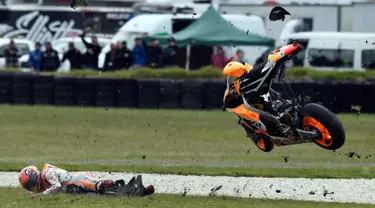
[226,76,241,95]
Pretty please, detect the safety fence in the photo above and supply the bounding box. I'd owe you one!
[0,72,374,113]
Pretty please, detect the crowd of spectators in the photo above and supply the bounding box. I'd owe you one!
[4,35,247,72]
[129,37,179,69]
[25,33,104,72]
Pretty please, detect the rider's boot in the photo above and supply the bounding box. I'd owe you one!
[145,185,155,195]
[115,179,125,187]
[259,113,288,137]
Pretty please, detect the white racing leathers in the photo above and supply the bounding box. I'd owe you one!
[40,163,101,194]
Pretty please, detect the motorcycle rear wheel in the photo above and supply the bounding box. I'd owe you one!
[299,103,346,150]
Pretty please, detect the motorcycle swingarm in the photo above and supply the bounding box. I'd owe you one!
[270,129,318,147]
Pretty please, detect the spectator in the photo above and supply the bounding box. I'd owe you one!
[131,37,146,69]
[61,42,82,70]
[80,32,102,70]
[145,38,163,68]
[28,42,42,72]
[233,49,248,63]
[115,41,122,49]
[116,41,133,69]
[40,42,60,72]
[103,43,120,71]
[162,37,179,67]
[4,40,19,67]
[211,46,228,69]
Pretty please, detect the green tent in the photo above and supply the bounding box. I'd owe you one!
[149,6,275,47]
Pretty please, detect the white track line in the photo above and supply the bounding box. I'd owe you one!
[1,172,374,204]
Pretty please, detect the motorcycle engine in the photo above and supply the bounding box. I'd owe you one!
[272,99,293,124]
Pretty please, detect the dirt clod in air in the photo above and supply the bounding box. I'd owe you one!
[282,156,290,163]
[346,151,360,159]
[351,105,361,117]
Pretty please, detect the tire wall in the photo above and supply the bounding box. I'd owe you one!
[0,73,374,113]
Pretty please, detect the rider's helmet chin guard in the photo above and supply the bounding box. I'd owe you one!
[19,166,41,192]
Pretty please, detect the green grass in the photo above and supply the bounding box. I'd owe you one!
[0,105,374,178]
[0,162,374,179]
[0,188,372,208]
[3,66,375,81]
[286,67,375,81]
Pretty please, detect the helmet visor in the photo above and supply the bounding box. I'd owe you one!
[24,173,40,192]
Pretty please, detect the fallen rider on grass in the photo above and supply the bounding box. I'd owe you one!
[19,163,154,196]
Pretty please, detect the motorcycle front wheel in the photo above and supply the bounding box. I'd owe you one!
[255,136,274,152]
[299,103,346,150]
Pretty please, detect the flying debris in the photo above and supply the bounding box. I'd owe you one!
[70,0,80,9]
[269,6,291,22]
[70,0,89,9]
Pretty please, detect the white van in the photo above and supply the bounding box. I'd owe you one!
[284,32,375,70]
[98,13,269,68]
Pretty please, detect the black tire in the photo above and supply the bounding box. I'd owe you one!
[243,123,274,152]
[299,103,346,150]
[256,136,275,152]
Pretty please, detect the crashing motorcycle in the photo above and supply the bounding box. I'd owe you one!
[222,42,346,152]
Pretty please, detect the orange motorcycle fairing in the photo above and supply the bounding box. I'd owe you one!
[223,61,253,78]
[229,104,261,123]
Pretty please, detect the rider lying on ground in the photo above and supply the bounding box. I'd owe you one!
[19,163,154,196]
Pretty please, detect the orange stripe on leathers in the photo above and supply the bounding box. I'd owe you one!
[67,181,97,191]
[230,104,260,122]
